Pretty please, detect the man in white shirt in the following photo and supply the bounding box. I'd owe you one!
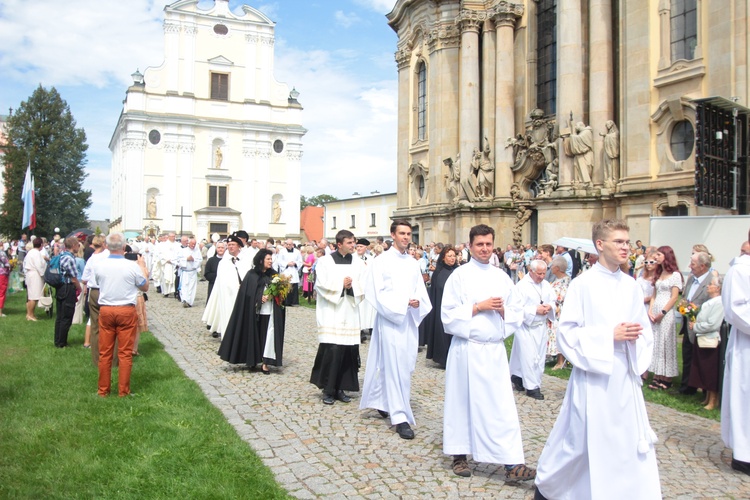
[555,245,574,277]
[535,219,660,499]
[94,232,148,397]
[360,221,431,440]
[721,229,750,476]
[441,224,536,481]
[275,239,303,306]
[178,238,203,307]
[509,260,556,400]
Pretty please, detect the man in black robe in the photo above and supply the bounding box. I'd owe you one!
[204,240,225,303]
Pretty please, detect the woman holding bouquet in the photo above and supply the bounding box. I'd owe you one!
[218,248,286,374]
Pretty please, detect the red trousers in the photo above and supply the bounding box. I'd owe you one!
[98,305,137,397]
[0,273,7,309]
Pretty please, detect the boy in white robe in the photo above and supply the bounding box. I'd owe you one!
[441,224,536,481]
[509,260,556,399]
[360,220,431,440]
[534,219,661,500]
[721,229,750,476]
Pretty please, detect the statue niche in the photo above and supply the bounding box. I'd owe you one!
[408,161,429,205]
[505,109,558,199]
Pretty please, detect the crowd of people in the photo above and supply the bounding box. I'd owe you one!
[4,217,750,498]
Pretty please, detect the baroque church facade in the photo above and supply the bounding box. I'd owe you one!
[109,0,305,240]
[387,0,749,244]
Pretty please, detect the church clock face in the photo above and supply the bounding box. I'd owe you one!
[273,139,284,153]
[148,129,161,145]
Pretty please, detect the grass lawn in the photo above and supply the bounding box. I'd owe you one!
[0,291,288,499]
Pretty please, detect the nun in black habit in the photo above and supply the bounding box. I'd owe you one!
[424,245,460,367]
[218,248,286,374]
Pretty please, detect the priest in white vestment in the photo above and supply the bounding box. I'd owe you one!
[177,238,202,307]
[160,233,180,297]
[535,220,661,500]
[202,236,251,338]
[721,235,750,476]
[275,239,303,306]
[441,224,536,481]
[508,260,556,399]
[359,221,431,440]
[309,230,366,405]
[355,239,375,340]
[151,235,164,292]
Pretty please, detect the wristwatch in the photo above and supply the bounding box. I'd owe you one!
[661,309,667,315]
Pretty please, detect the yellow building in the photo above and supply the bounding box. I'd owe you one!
[109,0,305,240]
[387,0,749,245]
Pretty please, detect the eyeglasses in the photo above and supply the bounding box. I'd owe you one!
[644,260,657,265]
[602,239,631,248]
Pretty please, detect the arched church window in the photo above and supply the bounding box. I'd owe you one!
[417,61,427,141]
[417,175,425,198]
[670,0,697,61]
[536,0,557,116]
[670,120,694,161]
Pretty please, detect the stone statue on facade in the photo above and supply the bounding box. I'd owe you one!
[272,201,282,223]
[535,158,559,198]
[505,108,558,199]
[444,156,461,203]
[561,117,594,189]
[512,205,533,246]
[601,120,620,189]
[472,137,494,200]
[147,193,157,218]
[215,146,223,168]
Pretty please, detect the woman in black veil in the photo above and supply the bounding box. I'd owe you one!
[424,245,459,367]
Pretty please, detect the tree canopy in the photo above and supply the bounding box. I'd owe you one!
[300,194,337,209]
[0,86,91,238]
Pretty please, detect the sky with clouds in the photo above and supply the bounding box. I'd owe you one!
[0,0,398,220]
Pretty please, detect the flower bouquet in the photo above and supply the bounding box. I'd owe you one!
[265,274,292,307]
[678,299,700,322]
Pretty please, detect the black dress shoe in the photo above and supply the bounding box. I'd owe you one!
[377,410,390,419]
[336,390,352,403]
[526,388,545,400]
[678,387,697,395]
[732,458,750,475]
[396,422,415,440]
[156,286,162,294]
[211,332,219,338]
[511,375,525,392]
[323,395,335,405]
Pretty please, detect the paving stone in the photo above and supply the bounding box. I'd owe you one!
[148,282,750,499]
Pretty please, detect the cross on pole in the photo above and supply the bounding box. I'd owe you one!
[172,206,193,235]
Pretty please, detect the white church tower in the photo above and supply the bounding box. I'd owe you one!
[109,0,305,240]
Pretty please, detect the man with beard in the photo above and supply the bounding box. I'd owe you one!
[359,220,431,440]
[202,235,251,338]
[310,230,367,405]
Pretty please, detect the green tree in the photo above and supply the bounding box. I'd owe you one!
[0,86,91,238]
[300,194,337,209]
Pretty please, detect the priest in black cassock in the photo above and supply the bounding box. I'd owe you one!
[424,245,460,367]
[310,230,367,405]
[218,248,286,374]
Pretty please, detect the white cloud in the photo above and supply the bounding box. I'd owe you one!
[273,46,398,198]
[254,2,280,22]
[0,0,165,88]
[334,10,361,28]
[353,0,397,14]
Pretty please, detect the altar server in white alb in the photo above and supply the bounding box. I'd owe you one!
[160,233,180,297]
[441,224,536,481]
[721,228,750,477]
[177,237,202,308]
[309,230,367,405]
[509,260,556,400]
[534,219,660,500]
[359,220,431,440]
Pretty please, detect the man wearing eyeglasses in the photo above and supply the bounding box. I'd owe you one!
[535,219,660,500]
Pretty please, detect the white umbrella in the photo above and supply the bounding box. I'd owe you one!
[552,237,598,255]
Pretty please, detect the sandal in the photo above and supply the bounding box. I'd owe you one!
[452,457,472,477]
[505,464,536,481]
[649,380,672,391]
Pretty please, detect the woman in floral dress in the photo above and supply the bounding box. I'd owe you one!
[546,256,571,369]
[647,245,683,390]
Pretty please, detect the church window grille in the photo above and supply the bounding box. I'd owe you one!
[210,72,229,100]
[331,216,337,229]
[350,215,356,229]
[670,120,694,161]
[670,0,697,61]
[370,213,376,227]
[209,223,229,240]
[417,175,425,198]
[208,185,227,207]
[417,61,427,141]
[536,0,557,116]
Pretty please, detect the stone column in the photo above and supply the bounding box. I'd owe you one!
[482,19,496,163]
[589,0,614,187]
[457,10,483,198]
[395,48,412,208]
[492,4,524,199]
[557,0,584,190]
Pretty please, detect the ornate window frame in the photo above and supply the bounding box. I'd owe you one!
[655,0,704,88]
[651,97,697,174]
